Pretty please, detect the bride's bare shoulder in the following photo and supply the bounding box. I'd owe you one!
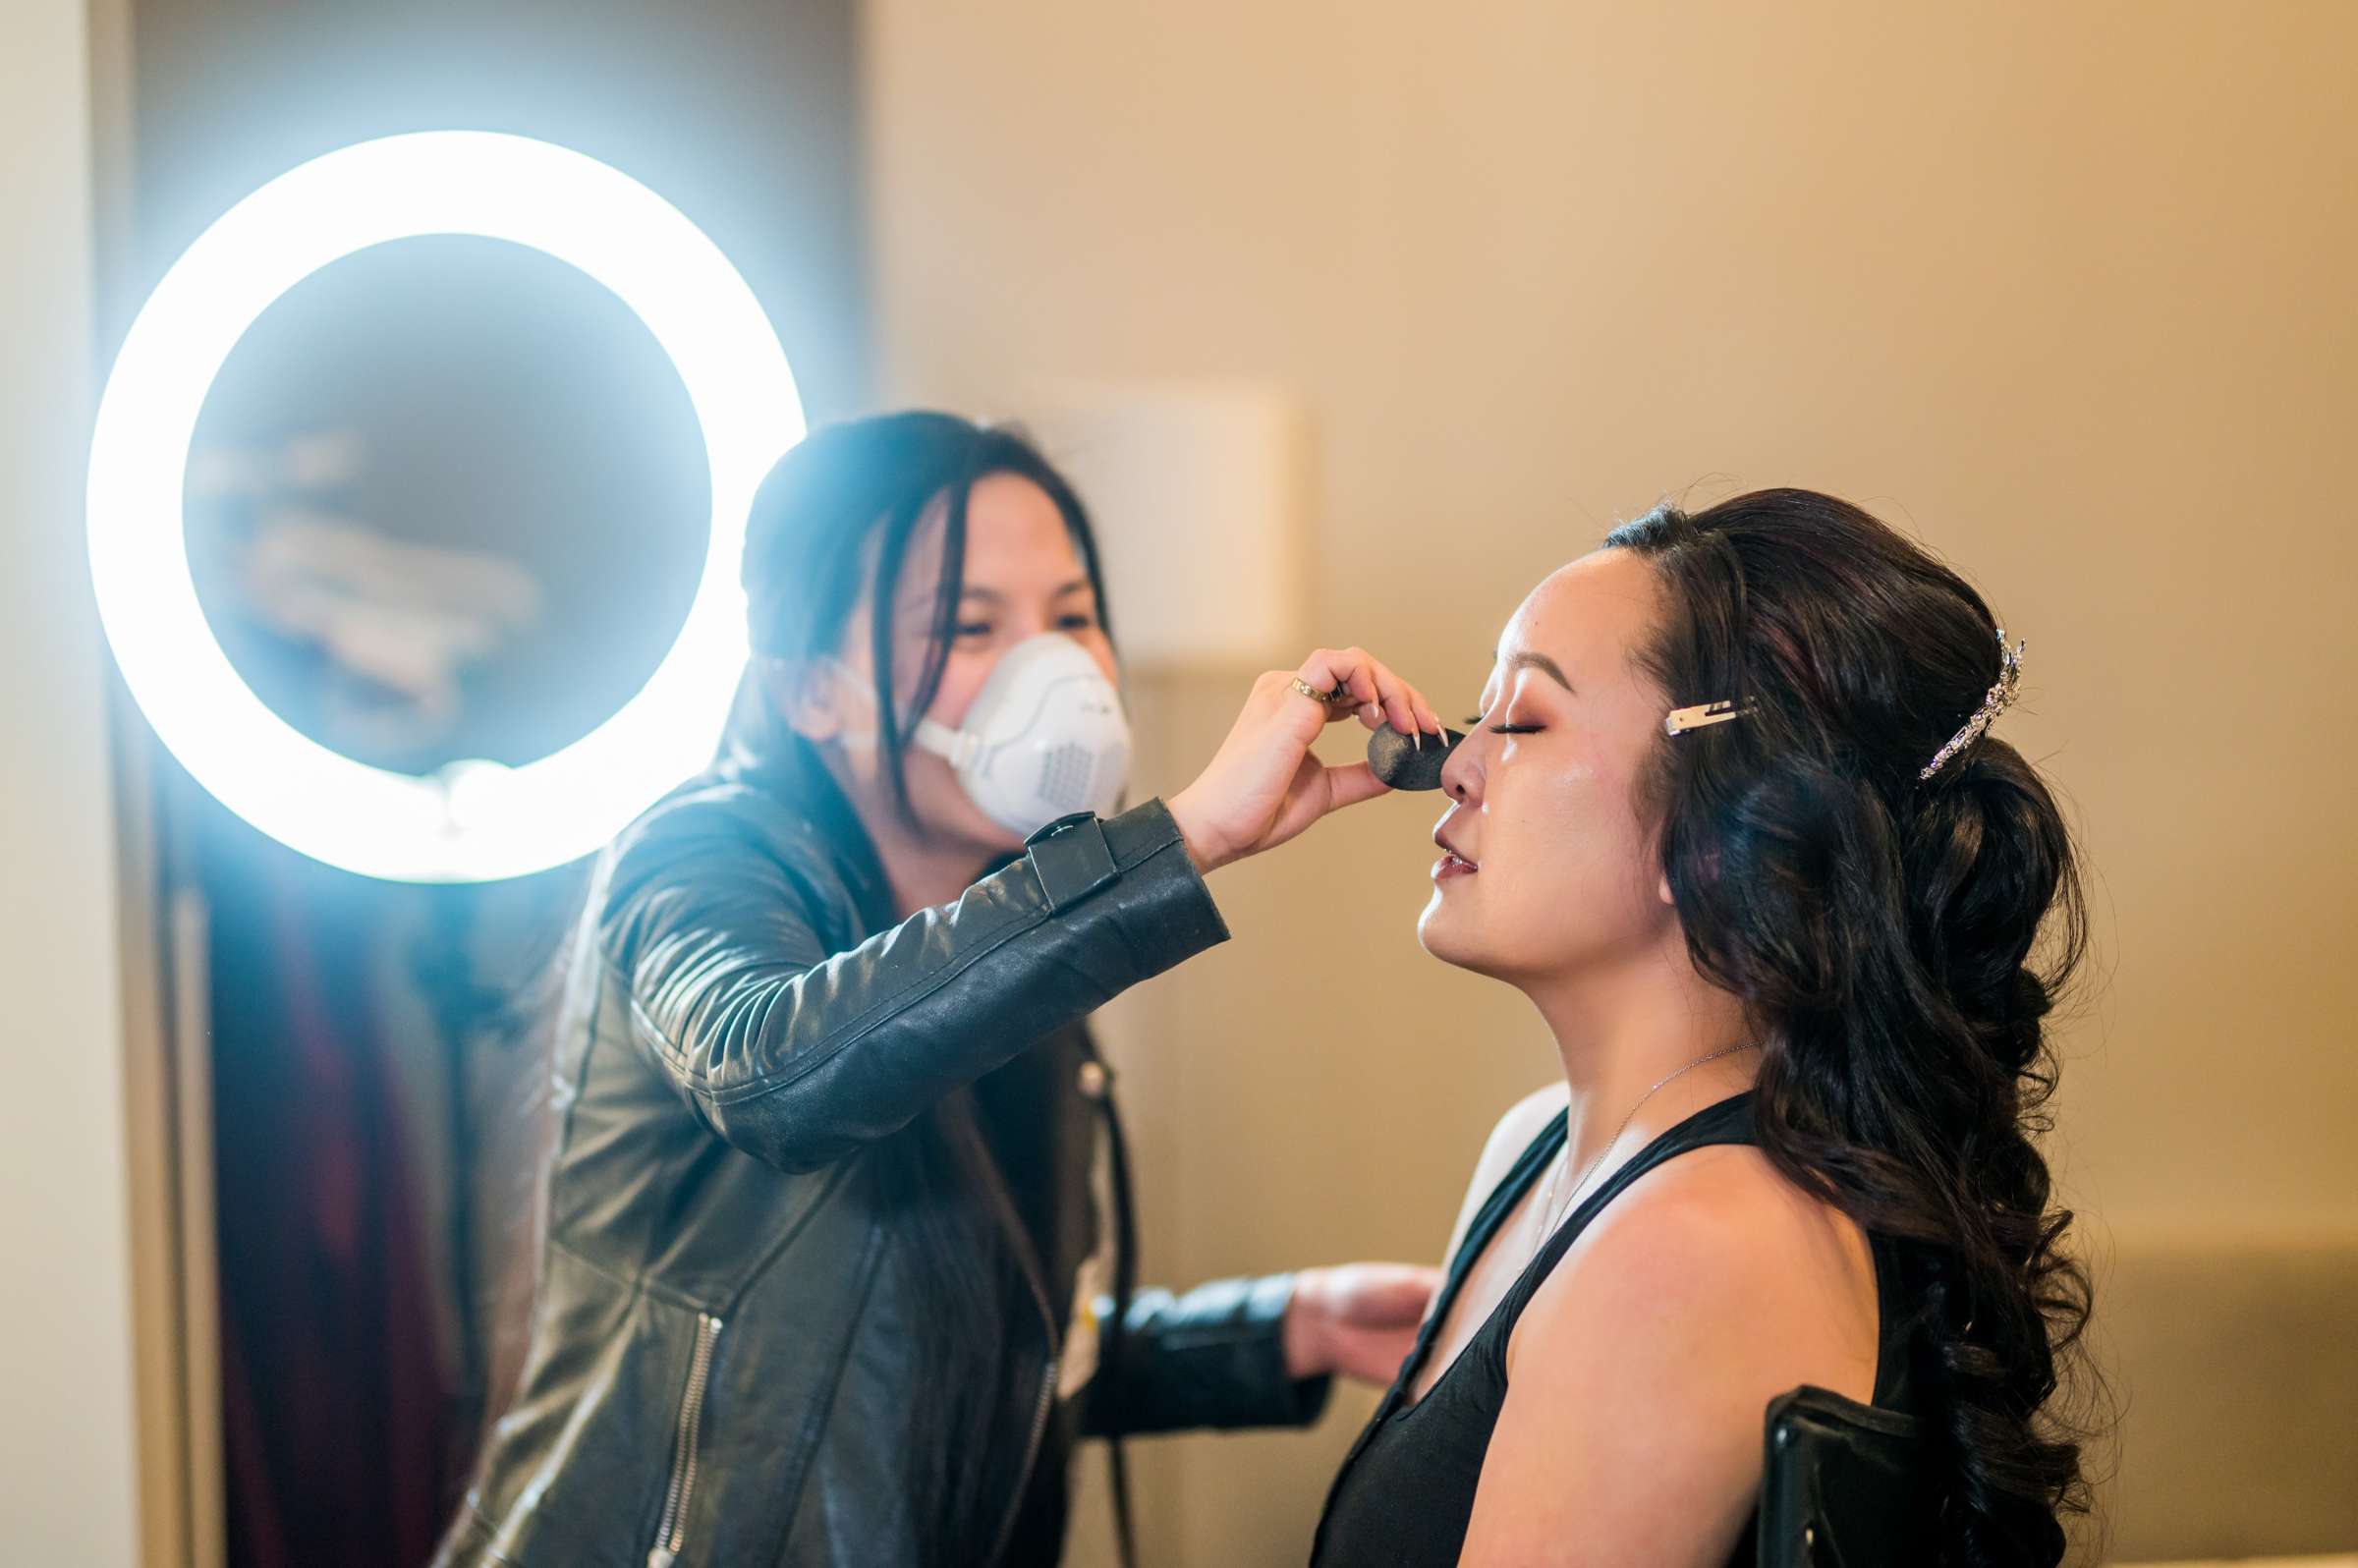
[1521,1143,1881,1404]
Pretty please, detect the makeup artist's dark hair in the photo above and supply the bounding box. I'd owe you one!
[1605,491,2101,1567]
[740,409,1113,823]
[735,411,1114,1560]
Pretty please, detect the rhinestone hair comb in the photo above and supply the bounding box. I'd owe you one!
[1917,629,2026,781]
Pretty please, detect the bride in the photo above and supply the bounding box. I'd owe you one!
[1311,489,2096,1567]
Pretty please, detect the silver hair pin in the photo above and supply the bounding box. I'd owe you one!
[1918,629,2026,781]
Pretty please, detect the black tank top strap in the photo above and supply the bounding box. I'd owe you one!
[1866,1232,1915,1411]
[1446,1106,1569,1298]
[1365,1104,1568,1426]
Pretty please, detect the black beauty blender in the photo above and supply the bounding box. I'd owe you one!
[1367,722,1467,791]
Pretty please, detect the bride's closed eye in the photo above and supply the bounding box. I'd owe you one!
[1464,713,1543,735]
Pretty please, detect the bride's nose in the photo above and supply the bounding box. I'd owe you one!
[1440,732,1482,804]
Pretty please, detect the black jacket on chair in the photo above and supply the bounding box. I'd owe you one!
[432,736,1327,1568]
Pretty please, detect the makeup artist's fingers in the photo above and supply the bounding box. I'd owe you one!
[1175,650,1439,871]
[1297,646,1436,739]
[1242,756,1393,861]
[1292,648,1376,717]
[1320,760,1390,813]
[1358,652,1435,739]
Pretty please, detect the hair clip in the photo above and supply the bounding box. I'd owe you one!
[1664,699,1749,736]
[1918,630,2026,781]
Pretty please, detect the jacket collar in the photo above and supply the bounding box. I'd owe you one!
[715,665,899,936]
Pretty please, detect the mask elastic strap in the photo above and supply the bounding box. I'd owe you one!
[818,657,978,766]
[912,715,980,770]
[802,655,883,755]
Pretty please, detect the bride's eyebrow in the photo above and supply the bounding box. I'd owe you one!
[1494,647,1575,693]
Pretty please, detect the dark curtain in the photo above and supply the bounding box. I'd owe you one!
[203,826,452,1568]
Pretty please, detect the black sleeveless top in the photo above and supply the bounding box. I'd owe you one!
[1310,1092,1914,1567]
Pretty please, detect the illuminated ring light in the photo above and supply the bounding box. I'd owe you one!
[87,132,803,882]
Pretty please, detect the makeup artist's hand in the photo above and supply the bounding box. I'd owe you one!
[1168,647,1442,874]
[1283,1262,1444,1387]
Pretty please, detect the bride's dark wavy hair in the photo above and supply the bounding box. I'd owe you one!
[1605,490,2099,1566]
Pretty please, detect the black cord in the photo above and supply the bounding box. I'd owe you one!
[1090,1051,1141,1568]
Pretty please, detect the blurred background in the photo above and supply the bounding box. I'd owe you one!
[5,2,2353,1566]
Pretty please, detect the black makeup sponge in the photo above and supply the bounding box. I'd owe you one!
[1367,722,1466,791]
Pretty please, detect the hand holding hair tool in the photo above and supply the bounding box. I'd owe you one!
[1367,721,1467,791]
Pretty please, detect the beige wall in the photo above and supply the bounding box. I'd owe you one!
[0,0,144,1562]
[867,1,2358,1561]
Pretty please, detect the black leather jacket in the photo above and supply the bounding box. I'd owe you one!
[433,739,1327,1568]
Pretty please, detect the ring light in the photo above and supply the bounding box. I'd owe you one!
[86,132,802,881]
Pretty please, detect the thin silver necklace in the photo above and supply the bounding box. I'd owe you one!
[1529,1042,1758,1260]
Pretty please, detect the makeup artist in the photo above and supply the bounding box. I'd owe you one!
[432,413,1444,1568]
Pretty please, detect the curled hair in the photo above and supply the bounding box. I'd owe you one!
[1606,490,2099,1566]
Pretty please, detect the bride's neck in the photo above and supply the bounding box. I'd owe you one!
[1525,928,1760,1170]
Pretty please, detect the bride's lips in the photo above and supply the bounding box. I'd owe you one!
[1432,825,1478,881]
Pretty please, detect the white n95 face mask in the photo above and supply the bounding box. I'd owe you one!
[915,633,1132,837]
[829,632,1130,838]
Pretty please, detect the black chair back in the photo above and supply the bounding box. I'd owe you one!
[1757,1384,1929,1567]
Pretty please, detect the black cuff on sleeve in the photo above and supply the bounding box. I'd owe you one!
[1094,1272,1335,1433]
[1025,812,1120,911]
[1230,1273,1336,1428]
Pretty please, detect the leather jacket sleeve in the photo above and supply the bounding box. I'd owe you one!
[1082,1273,1335,1435]
[599,792,1229,1173]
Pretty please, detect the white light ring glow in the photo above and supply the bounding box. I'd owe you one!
[87,132,803,882]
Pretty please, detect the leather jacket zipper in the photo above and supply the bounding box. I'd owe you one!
[646,1313,723,1568]
[983,1345,1059,1568]
[974,1145,1059,1568]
